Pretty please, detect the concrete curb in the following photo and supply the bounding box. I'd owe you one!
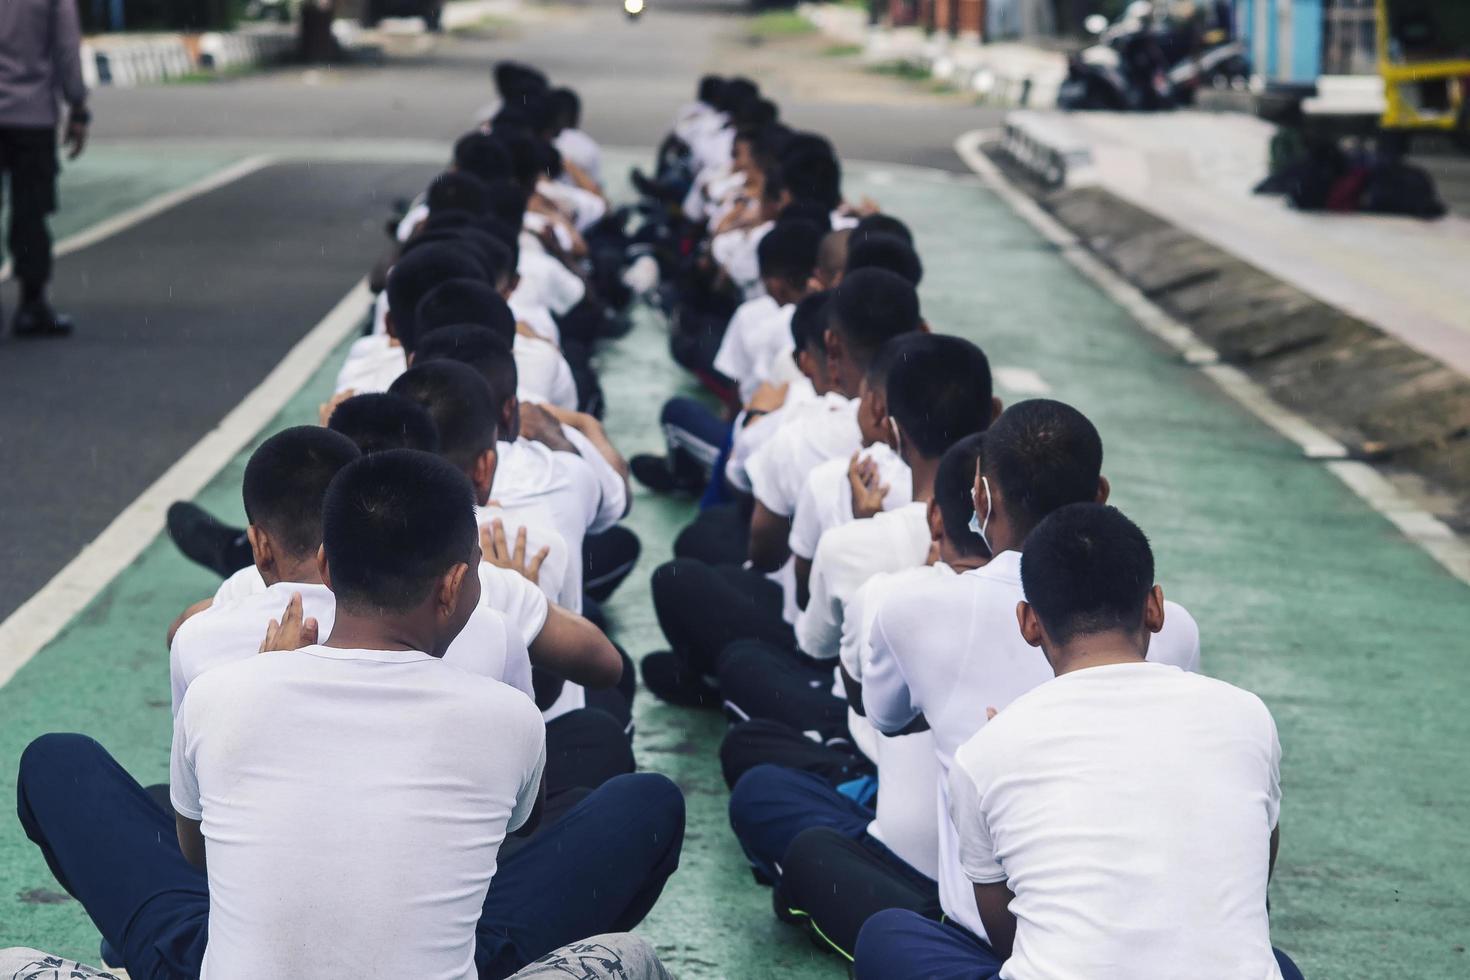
[799,2,1066,107]
[82,29,295,87]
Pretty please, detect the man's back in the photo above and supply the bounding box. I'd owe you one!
[171,645,545,980]
[951,662,1281,980]
[0,0,86,128]
[171,580,532,713]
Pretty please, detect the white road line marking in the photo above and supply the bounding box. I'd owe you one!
[994,366,1052,395]
[0,155,276,283]
[0,279,373,689]
[954,128,1470,588]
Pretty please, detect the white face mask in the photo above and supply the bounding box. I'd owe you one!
[969,475,994,554]
[887,416,902,457]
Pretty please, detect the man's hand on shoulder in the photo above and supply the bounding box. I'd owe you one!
[259,593,318,653]
[519,403,579,454]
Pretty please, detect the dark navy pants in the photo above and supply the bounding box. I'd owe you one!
[728,763,873,883]
[854,909,1308,980]
[18,734,685,980]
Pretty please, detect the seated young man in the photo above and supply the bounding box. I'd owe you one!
[722,434,988,955]
[641,269,924,707]
[855,503,1304,980]
[170,425,533,713]
[716,334,998,736]
[389,358,631,739]
[633,217,825,496]
[858,399,1201,950]
[18,449,685,980]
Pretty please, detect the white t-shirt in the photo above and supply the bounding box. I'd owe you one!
[554,128,602,185]
[536,180,606,234]
[789,442,914,561]
[841,563,951,880]
[713,296,793,402]
[949,662,1281,980]
[211,564,550,662]
[796,501,931,662]
[171,580,533,715]
[515,245,584,317]
[493,439,611,611]
[745,393,861,519]
[864,550,1202,939]
[509,296,561,345]
[335,333,407,395]
[514,334,578,411]
[171,644,545,980]
[710,221,772,301]
[723,379,817,495]
[476,502,571,609]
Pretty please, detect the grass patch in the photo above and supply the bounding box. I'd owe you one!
[746,10,817,38]
[823,42,863,57]
[163,62,267,84]
[868,59,931,81]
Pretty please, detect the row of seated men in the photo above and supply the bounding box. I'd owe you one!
[626,75,1310,979]
[15,62,687,979]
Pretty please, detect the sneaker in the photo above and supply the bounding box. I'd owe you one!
[631,454,703,496]
[166,501,251,578]
[640,651,720,708]
[11,301,73,338]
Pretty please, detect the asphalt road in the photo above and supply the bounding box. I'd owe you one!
[0,3,1005,620]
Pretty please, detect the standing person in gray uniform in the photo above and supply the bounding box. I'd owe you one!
[0,0,88,338]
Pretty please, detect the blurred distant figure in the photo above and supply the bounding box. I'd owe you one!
[0,0,89,339]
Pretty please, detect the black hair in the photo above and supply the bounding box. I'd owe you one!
[698,74,726,106]
[722,77,759,110]
[242,425,361,559]
[386,244,486,354]
[935,433,989,558]
[1020,503,1155,645]
[538,142,564,181]
[388,359,500,472]
[982,399,1104,542]
[779,131,836,166]
[416,278,516,346]
[846,232,923,286]
[885,334,994,458]
[778,200,833,230]
[452,132,512,184]
[828,267,921,368]
[476,215,522,269]
[481,179,530,232]
[549,87,581,129]
[494,61,549,100]
[402,229,498,282]
[413,324,519,419]
[790,290,831,354]
[757,219,824,285]
[732,96,778,131]
[853,213,913,246]
[322,449,478,615]
[782,148,842,212]
[495,130,543,190]
[327,393,440,455]
[426,170,491,216]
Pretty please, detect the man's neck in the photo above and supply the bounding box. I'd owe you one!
[324,609,433,655]
[1049,638,1148,678]
[906,455,940,503]
[939,545,988,572]
[260,557,324,589]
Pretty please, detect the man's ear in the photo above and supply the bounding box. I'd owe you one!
[823,327,842,364]
[502,398,520,442]
[1142,584,1166,634]
[246,525,271,572]
[1017,600,1045,648]
[916,318,932,335]
[1096,475,1111,504]
[438,561,471,618]
[316,545,332,590]
[926,499,944,543]
[991,396,1004,424]
[471,446,497,504]
[384,310,398,341]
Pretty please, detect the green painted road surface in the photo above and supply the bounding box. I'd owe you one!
[1,152,1467,979]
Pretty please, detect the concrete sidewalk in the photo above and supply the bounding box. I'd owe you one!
[1006,109,1470,381]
